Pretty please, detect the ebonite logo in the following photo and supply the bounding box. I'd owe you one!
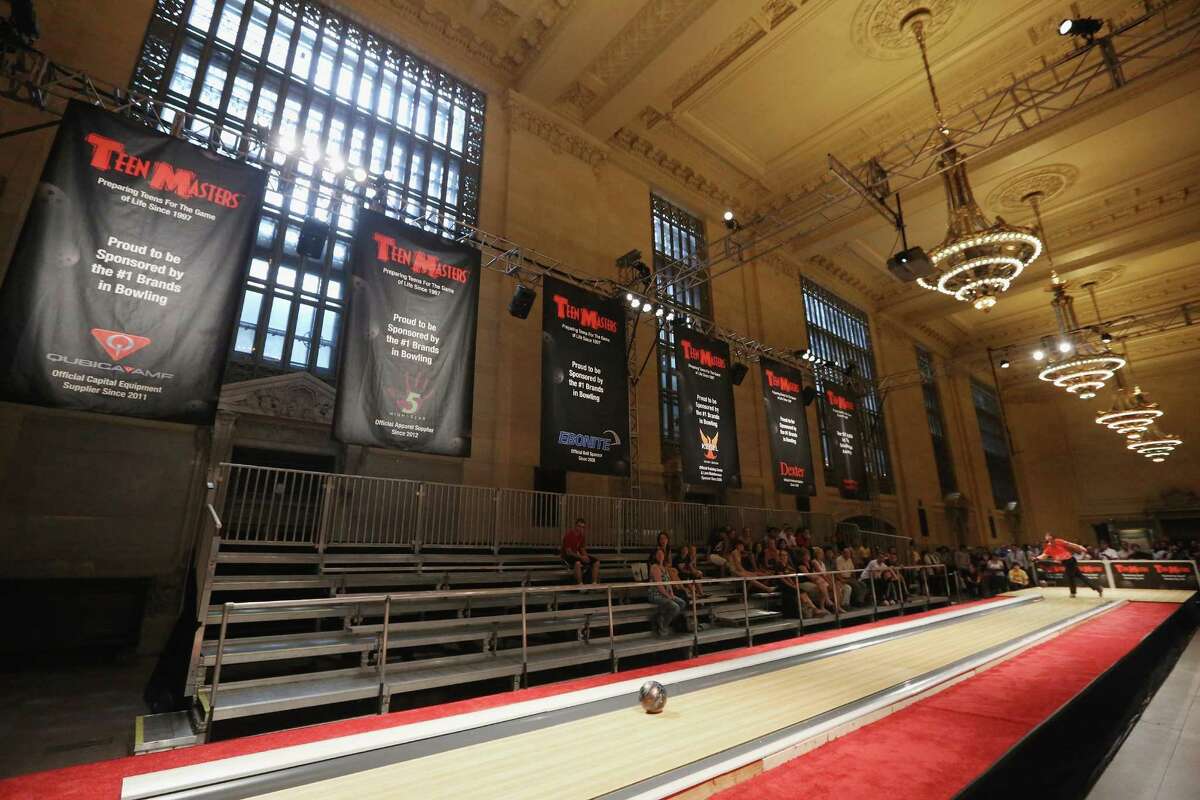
[826,390,855,412]
[765,369,800,394]
[551,295,617,333]
[84,133,242,208]
[90,328,151,362]
[680,339,726,369]
[700,429,719,460]
[558,430,621,452]
[372,233,470,283]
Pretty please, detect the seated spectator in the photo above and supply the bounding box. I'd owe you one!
[962,564,983,598]
[728,539,774,593]
[1008,562,1030,588]
[647,547,685,636]
[835,546,868,606]
[861,553,901,605]
[811,546,848,612]
[796,548,833,610]
[1098,541,1119,560]
[707,527,731,574]
[774,548,825,618]
[676,544,706,598]
[984,553,1008,596]
[561,517,599,585]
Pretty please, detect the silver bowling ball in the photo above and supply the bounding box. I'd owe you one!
[639,680,667,714]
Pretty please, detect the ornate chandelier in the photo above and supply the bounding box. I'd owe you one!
[905,10,1042,312]
[1126,424,1183,463]
[1095,385,1163,438]
[1035,273,1124,401]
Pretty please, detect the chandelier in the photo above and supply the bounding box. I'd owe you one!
[1096,385,1163,438]
[1035,272,1124,400]
[905,10,1042,312]
[1126,424,1183,463]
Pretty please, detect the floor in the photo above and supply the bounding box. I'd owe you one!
[1004,586,1199,603]
[1087,629,1200,800]
[0,655,154,779]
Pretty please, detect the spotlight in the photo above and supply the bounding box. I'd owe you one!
[1100,331,1113,344]
[723,210,740,231]
[1059,18,1102,38]
[641,301,652,312]
[665,311,675,322]
[1032,349,1046,361]
[629,295,641,308]
[1057,340,1073,354]
[655,307,664,318]
[352,165,368,182]
[999,358,1010,369]
[508,284,537,319]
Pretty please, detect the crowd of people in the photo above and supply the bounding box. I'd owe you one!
[560,517,1200,636]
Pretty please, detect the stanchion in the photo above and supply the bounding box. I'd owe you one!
[794,572,804,635]
[690,580,700,650]
[205,602,233,741]
[922,567,931,612]
[378,594,391,714]
[869,574,879,622]
[520,587,528,688]
[606,586,616,670]
[944,566,953,605]
[742,578,752,646]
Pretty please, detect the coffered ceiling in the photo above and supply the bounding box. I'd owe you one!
[354,0,1200,367]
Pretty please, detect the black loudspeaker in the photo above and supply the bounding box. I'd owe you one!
[801,385,817,406]
[297,217,329,259]
[730,362,749,385]
[509,285,537,319]
[886,246,934,282]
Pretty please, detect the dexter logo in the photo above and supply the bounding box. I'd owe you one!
[778,462,806,479]
[91,328,151,362]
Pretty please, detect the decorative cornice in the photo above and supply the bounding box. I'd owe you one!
[219,372,336,425]
[609,126,739,210]
[807,253,886,305]
[505,91,609,169]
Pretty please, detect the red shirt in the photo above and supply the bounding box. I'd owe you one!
[1042,538,1074,560]
[562,528,586,555]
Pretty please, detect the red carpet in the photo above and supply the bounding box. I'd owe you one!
[0,600,994,800]
[712,601,1177,800]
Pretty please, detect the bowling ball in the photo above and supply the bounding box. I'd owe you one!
[639,680,667,714]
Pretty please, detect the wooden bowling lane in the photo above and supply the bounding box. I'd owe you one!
[249,598,1104,800]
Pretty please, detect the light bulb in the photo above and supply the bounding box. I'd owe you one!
[1032,349,1045,361]
[1057,340,1073,354]
[642,301,652,312]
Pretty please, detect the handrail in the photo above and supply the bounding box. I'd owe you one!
[205,502,223,530]
[200,563,948,734]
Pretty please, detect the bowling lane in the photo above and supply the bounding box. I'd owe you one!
[250,598,1104,800]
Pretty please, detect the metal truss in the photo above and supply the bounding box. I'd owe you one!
[650,0,1200,297]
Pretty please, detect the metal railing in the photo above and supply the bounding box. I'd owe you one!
[214,462,912,555]
[202,563,949,733]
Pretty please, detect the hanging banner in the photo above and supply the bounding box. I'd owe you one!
[822,381,868,498]
[539,278,629,475]
[0,101,266,424]
[674,326,740,486]
[761,358,814,495]
[334,210,479,455]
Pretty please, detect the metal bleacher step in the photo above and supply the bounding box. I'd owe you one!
[211,574,337,591]
[711,604,784,626]
[134,710,204,754]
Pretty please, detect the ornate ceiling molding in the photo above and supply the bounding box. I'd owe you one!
[807,253,887,305]
[985,163,1080,213]
[609,126,739,211]
[850,0,974,61]
[506,91,609,170]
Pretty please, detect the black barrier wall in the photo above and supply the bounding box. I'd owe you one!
[0,101,266,424]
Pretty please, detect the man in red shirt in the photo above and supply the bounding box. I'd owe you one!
[561,517,600,584]
[1038,533,1103,598]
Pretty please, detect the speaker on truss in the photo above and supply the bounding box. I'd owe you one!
[730,362,749,386]
[508,284,537,319]
[802,385,818,406]
[297,217,329,260]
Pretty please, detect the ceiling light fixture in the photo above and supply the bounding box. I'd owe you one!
[1125,424,1182,461]
[1036,273,1124,400]
[904,9,1042,313]
[1059,18,1103,38]
[1096,385,1163,437]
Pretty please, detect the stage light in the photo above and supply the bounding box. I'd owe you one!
[723,210,740,231]
[508,284,536,319]
[1100,331,1113,344]
[999,358,1010,369]
[626,292,634,302]
[1057,339,1073,354]
[352,166,368,182]
[1059,18,1102,37]
[641,301,653,313]
[628,295,641,308]
[1032,348,1045,361]
[665,311,675,322]
[655,307,665,318]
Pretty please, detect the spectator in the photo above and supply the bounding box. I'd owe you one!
[707,527,731,574]
[647,547,685,636]
[728,539,774,593]
[861,552,901,605]
[1008,562,1030,589]
[836,546,868,606]
[561,517,599,585]
[984,552,1008,596]
[812,546,849,612]
[795,547,827,608]
[962,563,983,598]
[1010,544,1029,570]
[1098,541,1119,560]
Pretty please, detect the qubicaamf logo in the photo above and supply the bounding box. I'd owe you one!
[90,328,151,362]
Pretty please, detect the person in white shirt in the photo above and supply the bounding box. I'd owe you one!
[1010,544,1028,569]
[1098,542,1119,560]
[861,554,901,605]
[835,547,867,606]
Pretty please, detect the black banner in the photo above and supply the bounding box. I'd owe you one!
[822,381,867,498]
[539,278,629,475]
[1034,560,1111,588]
[674,326,740,486]
[0,101,266,424]
[761,359,814,495]
[334,211,479,454]
[1110,560,1199,590]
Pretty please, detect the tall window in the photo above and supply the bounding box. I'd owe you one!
[132,0,485,379]
[651,195,711,446]
[916,346,957,495]
[971,379,1018,508]
[801,278,893,494]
